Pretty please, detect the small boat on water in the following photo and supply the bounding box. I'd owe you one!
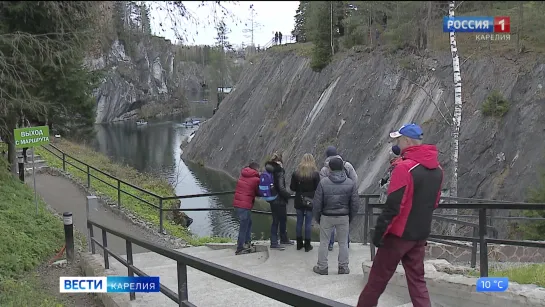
[181,119,201,127]
[136,119,148,126]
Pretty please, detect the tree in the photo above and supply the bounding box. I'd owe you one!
[215,19,232,91]
[242,4,262,46]
[0,2,100,174]
[292,1,309,42]
[446,0,463,235]
[305,1,334,71]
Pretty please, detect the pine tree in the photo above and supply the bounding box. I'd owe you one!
[292,1,309,42]
[306,2,333,71]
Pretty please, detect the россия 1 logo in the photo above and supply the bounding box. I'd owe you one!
[443,16,510,41]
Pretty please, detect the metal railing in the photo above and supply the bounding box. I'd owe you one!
[366,202,545,277]
[43,144,545,277]
[40,144,504,236]
[87,218,351,306]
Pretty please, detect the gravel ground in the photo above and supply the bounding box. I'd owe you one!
[36,253,103,307]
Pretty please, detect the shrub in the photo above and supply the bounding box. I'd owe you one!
[481,90,510,117]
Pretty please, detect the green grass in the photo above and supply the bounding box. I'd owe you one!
[469,264,545,288]
[35,139,231,246]
[0,150,65,306]
[267,42,314,57]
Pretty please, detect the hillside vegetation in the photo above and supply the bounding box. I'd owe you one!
[0,146,65,306]
[291,1,544,71]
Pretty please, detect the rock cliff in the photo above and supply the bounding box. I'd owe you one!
[87,36,207,123]
[86,1,241,123]
[183,46,545,205]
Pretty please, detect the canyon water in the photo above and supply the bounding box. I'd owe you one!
[91,103,309,240]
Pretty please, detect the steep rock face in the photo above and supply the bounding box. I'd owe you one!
[87,37,206,123]
[183,49,545,204]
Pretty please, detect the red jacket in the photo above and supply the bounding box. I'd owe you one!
[233,167,260,210]
[376,145,444,241]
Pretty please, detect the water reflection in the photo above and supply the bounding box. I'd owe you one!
[92,109,319,241]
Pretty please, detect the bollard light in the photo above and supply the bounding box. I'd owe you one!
[63,212,74,263]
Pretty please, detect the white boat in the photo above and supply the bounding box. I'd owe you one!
[136,119,148,126]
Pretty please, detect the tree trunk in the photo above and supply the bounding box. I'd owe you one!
[447,0,462,235]
[5,115,18,176]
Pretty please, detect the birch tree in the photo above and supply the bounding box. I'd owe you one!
[447,0,463,235]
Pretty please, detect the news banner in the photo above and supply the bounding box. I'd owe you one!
[443,16,511,41]
[60,276,160,293]
[60,276,509,294]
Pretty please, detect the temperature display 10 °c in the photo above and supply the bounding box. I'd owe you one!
[476,277,509,292]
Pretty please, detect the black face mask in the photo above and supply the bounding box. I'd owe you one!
[391,145,401,156]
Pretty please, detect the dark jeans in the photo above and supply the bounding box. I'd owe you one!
[235,208,252,250]
[270,203,287,245]
[295,209,312,239]
[357,235,430,307]
[329,228,350,247]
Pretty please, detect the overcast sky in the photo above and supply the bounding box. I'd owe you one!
[146,1,299,47]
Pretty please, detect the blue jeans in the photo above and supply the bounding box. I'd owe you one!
[329,228,350,247]
[235,208,252,250]
[296,209,313,239]
[270,203,287,245]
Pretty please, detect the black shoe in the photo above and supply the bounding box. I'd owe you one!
[304,239,313,252]
[235,248,250,255]
[296,237,304,250]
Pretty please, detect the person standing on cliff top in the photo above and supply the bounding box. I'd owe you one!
[278,31,283,44]
[274,32,279,45]
[357,123,443,307]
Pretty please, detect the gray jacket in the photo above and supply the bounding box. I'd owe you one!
[319,155,358,184]
[312,170,360,223]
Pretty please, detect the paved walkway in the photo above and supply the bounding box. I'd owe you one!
[27,172,163,255]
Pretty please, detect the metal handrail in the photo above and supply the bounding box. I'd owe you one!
[40,143,544,238]
[87,219,351,307]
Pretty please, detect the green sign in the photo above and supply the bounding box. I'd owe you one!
[14,126,50,149]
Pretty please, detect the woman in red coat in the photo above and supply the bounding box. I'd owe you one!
[233,162,260,254]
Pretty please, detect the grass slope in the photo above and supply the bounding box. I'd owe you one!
[36,139,230,245]
[0,148,64,306]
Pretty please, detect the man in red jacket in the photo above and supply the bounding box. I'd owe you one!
[358,123,443,307]
[233,162,261,255]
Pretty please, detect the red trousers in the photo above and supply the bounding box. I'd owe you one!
[357,235,431,307]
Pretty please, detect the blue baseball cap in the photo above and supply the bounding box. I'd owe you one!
[389,123,424,140]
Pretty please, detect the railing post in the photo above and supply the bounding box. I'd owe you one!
[159,198,164,234]
[369,204,376,261]
[86,196,97,254]
[18,156,24,182]
[126,240,136,301]
[87,165,91,188]
[63,212,75,263]
[62,152,66,171]
[363,197,369,244]
[117,180,121,208]
[102,229,109,269]
[478,208,488,277]
[177,262,189,306]
[470,227,477,269]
